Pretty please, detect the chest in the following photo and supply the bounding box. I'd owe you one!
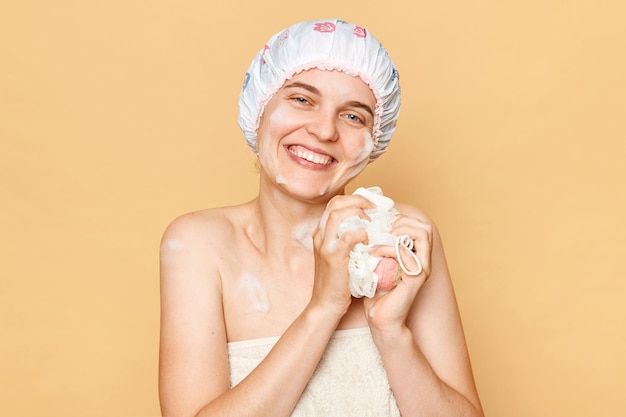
[221,252,315,341]
[219,236,369,342]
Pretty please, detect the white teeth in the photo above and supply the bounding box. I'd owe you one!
[290,147,332,165]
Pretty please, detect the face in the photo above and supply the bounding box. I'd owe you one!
[256,69,376,202]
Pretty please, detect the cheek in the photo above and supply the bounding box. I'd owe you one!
[361,131,375,159]
[347,130,375,167]
[344,131,374,180]
[268,105,289,129]
[257,107,289,151]
[257,106,289,166]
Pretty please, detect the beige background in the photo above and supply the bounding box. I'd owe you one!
[1,1,625,416]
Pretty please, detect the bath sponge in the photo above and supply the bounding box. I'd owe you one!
[373,257,401,292]
[338,187,401,298]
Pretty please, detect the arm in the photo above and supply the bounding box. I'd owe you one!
[364,206,484,417]
[159,200,370,417]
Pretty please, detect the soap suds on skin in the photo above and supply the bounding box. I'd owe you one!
[165,239,184,250]
[272,188,283,204]
[238,272,271,314]
[319,130,374,197]
[256,106,286,176]
[293,219,319,251]
[160,239,185,263]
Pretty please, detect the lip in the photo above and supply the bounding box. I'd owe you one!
[284,144,337,169]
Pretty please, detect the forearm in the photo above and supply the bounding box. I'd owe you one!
[371,325,484,417]
[194,304,341,417]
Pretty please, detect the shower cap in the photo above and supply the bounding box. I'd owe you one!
[238,19,401,161]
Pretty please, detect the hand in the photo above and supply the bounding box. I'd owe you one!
[310,194,373,318]
[363,208,434,331]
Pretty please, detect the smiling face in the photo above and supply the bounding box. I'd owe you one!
[256,69,377,202]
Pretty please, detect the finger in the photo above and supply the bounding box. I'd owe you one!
[392,214,434,245]
[313,217,369,259]
[391,216,434,275]
[318,196,374,241]
[369,235,431,279]
[395,239,425,277]
[319,194,375,234]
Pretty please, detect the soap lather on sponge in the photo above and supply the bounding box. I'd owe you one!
[337,186,403,298]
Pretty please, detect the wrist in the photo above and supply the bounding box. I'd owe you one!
[302,299,345,330]
[369,323,414,351]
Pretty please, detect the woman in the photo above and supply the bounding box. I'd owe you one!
[159,19,484,417]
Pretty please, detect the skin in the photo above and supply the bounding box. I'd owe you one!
[159,69,484,417]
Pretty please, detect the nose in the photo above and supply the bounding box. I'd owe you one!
[306,109,339,142]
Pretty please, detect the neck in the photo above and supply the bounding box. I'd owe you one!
[249,176,345,255]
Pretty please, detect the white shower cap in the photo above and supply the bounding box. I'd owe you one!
[238,19,401,161]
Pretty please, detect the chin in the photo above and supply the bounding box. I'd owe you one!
[285,182,342,203]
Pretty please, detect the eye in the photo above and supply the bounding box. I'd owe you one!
[345,113,363,124]
[292,96,311,105]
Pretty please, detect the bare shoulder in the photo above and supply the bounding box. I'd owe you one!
[160,205,247,263]
[162,206,236,247]
[159,203,256,296]
[394,202,438,230]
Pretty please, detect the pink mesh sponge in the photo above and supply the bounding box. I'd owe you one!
[373,257,401,291]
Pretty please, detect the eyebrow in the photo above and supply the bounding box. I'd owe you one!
[283,81,375,117]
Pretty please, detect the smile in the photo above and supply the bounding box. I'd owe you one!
[287,145,334,165]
